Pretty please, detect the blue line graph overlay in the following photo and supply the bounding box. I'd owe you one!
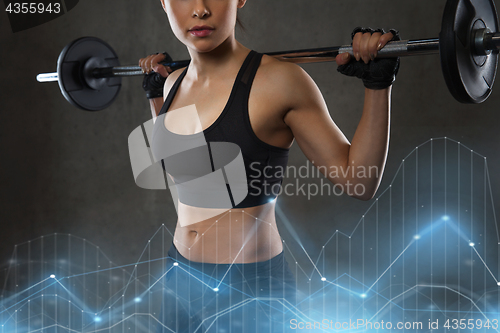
[1,138,499,332]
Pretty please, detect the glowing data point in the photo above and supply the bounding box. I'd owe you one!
[94,317,102,322]
[50,274,56,278]
[173,262,179,266]
[361,293,367,298]
[442,215,450,221]
[134,297,142,303]
[321,277,326,281]
[497,282,500,286]
[414,235,421,240]
[213,288,219,292]
[469,242,475,247]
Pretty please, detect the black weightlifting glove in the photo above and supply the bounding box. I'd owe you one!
[142,52,172,99]
[337,27,400,90]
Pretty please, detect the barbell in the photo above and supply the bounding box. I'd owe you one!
[37,0,500,111]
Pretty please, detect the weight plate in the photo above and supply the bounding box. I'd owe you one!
[440,0,499,104]
[57,37,121,111]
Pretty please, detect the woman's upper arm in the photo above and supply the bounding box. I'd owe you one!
[281,63,351,181]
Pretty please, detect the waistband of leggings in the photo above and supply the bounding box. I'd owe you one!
[167,242,285,272]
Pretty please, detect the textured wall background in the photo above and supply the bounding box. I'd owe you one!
[1,0,499,271]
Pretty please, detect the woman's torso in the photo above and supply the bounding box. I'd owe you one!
[153,49,295,264]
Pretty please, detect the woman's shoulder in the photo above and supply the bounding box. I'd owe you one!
[256,54,320,103]
[162,67,187,97]
[259,54,307,80]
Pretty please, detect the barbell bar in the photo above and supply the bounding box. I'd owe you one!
[37,38,443,82]
[37,0,500,110]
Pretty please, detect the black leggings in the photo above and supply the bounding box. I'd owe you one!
[157,243,298,333]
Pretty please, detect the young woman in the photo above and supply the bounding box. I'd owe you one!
[139,0,399,331]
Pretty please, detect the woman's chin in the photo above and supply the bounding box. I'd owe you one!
[184,36,234,55]
[188,44,221,54]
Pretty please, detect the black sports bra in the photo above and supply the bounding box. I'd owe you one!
[151,50,290,209]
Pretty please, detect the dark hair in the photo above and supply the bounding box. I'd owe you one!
[236,15,245,31]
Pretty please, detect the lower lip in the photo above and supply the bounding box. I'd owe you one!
[189,29,214,37]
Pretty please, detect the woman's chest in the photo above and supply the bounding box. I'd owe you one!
[165,81,232,135]
[163,78,292,149]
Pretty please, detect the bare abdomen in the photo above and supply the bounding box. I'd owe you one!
[173,201,283,264]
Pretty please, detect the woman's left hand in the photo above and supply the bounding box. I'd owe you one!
[335,28,395,65]
[335,27,400,90]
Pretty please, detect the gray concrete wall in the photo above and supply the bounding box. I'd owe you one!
[1,0,499,269]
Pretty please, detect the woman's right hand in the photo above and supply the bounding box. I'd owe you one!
[140,53,172,99]
[139,53,171,78]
